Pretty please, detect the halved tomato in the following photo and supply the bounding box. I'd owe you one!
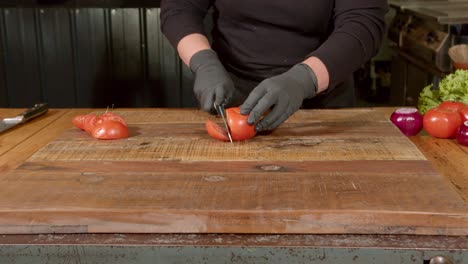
[91,119,129,140]
[205,107,257,142]
[82,113,99,133]
[226,107,256,141]
[97,112,127,127]
[205,119,230,141]
[72,114,87,130]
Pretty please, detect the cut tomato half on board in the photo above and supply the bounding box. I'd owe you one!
[82,113,99,133]
[97,112,128,127]
[205,107,257,142]
[91,119,129,140]
[205,119,230,142]
[226,107,256,141]
[72,114,87,130]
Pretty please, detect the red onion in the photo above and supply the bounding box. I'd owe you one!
[390,108,423,136]
[456,121,468,146]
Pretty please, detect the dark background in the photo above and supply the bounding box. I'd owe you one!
[0,0,200,108]
[0,1,161,8]
[0,0,384,108]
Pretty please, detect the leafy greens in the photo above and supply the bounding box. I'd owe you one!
[418,70,468,114]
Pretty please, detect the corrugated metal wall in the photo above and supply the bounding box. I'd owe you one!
[0,6,197,108]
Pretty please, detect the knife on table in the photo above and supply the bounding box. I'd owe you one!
[0,103,49,134]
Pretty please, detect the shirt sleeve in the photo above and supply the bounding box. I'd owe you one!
[308,0,388,88]
[160,0,213,48]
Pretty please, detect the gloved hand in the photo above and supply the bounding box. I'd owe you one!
[240,63,318,131]
[190,49,237,113]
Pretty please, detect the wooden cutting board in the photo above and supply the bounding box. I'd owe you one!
[0,109,467,235]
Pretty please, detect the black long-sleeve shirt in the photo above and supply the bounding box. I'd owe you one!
[160,0,388,89]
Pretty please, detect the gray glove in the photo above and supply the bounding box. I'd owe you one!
[190,49,236,113]
[240,63,318,131]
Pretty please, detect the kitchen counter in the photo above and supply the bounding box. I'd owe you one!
[0,107,467,263]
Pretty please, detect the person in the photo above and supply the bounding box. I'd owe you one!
[160,0,388,132]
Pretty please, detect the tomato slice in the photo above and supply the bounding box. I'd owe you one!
[205,119,230,141]
[97,112,127,127]
[91,119,129,140]
[82,113,99,133]
[72,114,87,130]
[72,110,129,140]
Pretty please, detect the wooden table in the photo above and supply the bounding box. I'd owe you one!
[0,107,467,263]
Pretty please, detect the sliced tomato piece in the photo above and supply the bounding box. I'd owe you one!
[72,114,87,130]
[82,113,98,134]
[91,119,129,140]
[205,119,230,142]
[97,112,127,127]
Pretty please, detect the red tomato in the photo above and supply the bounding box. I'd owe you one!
[97,112,127,127]
[73,111,127,135]
[72,114,86,130]
[205,119,230,141]
[82,113,98,133]
[226,107,256,141]
[91,120,129,140]
[423,107,462,138]
[438,101,467,112]
[459,106,468,122]
[205,107,257,142]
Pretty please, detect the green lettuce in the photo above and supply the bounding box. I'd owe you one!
[418,70,468,114]
[418,85,440,114]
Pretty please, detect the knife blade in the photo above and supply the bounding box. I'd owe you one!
[0,103,49,134]
[213,102,233,143]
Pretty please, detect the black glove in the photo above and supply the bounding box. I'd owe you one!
[190,49,237,113]
[240,63,318,131]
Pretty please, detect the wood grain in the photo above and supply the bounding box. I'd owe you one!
[379,107,468,203]
[0,109,70,174]
[410,136,468,203]
[0,109,60,156]
[26,109,425,162]
[0,108,467,235]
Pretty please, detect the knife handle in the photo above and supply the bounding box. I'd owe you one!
[20,103,49,122]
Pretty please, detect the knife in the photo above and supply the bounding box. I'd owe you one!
[0,103,49,134]
[213,102,233,143]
